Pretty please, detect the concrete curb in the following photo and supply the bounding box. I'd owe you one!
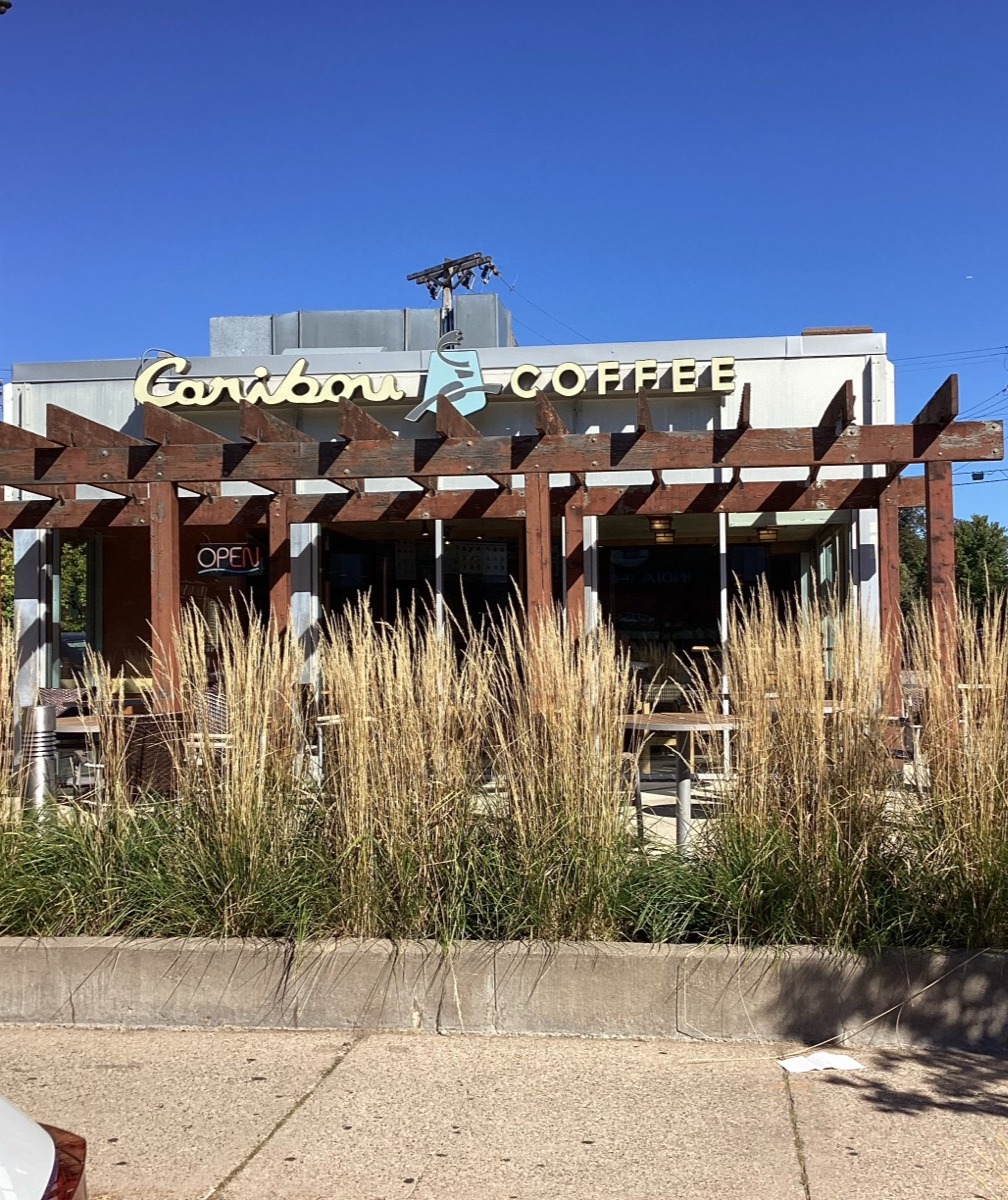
[0,938,1004,1050]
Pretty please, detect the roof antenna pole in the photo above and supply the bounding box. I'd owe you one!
[407,253,500,339]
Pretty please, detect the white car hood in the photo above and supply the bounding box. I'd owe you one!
[0,1096,54,1200]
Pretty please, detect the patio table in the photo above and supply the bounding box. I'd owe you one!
[625,712,736,847]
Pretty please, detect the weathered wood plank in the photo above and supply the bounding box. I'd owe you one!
[524,472,552,622]
[914,375,959,426]
[268,493,290,633]
[564,490,585,633]
[149,482,180,710]
[45,405,148,499]
[877,476,902,714]
[0,422,998,487]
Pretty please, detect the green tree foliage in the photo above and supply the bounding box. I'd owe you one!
[59,538,88,634]
[0,536,88,630]
[899,507,927,614]
[898,506,1008,613]
[0,537,12,625]
[955,514,1008,608]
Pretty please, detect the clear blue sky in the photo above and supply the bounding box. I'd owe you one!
[3,1,1006,518]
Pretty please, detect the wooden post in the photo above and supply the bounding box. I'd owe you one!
[925,460,956,677]
[149,481,180,711]
[268,492,290,633]
[524,473,552,622]
[877,476,902,717]
[564,488,585,634]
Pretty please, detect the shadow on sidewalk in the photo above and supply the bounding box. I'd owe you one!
[772,950,1008,1117]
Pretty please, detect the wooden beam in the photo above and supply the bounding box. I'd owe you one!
[731,382,752,485]
[913,375,959,426]
[635,391,665,488]
[524,472,552,622]
[142,405,225,496]
[238,400,317,445]
[737,382,752,432]
[268,492,290,633]
[149,481,180,711]
[330,397,436,493]
[0,435,73,502]
[334,397,394,443]
[46,405,139,448]
[0,473,934,532]
[809,381,856,482]
[582,476,925,517]
[2,421,1001,488]
[897,475,925,508]
[44,405,148,499]
[435,394,480,440]
[877,476,902,715]
[0,425,63,450]
[925,460,956,679]
[636,390,655,434]
[434,396,511,491]
[236,400,318,497]
[142,405,228,446]
[535,392,568,436]
[821,380,856,431]
[564,488,585,634]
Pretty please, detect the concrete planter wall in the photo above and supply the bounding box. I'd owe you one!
[0,938,1004,1051]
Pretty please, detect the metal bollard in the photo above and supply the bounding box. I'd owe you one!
[22,704,56,810]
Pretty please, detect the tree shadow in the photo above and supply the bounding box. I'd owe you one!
[815,1046,1008,1120]
[772,950,1008,1117]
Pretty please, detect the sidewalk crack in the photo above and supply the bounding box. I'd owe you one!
[201,1038,357,1200]
[783,1073,812,1200]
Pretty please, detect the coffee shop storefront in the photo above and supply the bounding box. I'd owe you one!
[5,301,993,710]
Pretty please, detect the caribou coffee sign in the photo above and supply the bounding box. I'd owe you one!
[135,352,736,409]
[136,355,406,408]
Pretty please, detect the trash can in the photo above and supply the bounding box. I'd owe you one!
[22,704,56,809]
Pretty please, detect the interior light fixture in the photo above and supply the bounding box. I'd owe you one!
[758,527,778,543]
[654,531,676,544]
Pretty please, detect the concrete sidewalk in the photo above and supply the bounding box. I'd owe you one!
[0,1028,1005,1200]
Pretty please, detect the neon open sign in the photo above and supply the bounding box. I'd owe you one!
[196,543,265,577]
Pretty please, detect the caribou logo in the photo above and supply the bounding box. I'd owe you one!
[405,331,503,422]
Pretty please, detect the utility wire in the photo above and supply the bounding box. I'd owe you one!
[496,275,592,342]
[511,317,557,346]
[954,471,1008,487]
[893,344,1008,363]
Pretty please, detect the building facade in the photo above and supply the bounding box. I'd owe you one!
[7,296,906,700]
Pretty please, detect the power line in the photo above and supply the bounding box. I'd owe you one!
[893,344,1008,363]
[496,275,592,342]
[953,470,1008,487]
[960,383,1008,420]
[511,316,557,346]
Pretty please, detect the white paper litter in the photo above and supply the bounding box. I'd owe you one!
[777,1051,864,1074]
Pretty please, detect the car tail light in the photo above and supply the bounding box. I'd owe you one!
[40,1126,87,1200]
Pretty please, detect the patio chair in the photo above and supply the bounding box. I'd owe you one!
[124,713,182,801]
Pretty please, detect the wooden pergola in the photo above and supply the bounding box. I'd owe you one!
[1,374,1000,710]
